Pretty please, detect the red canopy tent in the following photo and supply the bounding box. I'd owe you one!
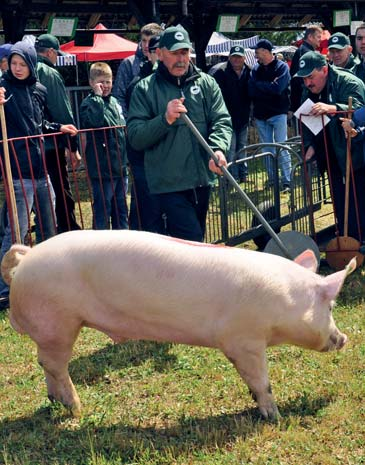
[60,23,137,62]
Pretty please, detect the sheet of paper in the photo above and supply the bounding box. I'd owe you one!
[294,98,330,135]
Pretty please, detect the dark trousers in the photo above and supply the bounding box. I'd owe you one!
[129,163,165,234]
[157,186,211,242]
[45,148,80,233]
[330,164,365,242]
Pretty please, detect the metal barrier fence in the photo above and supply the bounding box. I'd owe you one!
[0,126,334,249]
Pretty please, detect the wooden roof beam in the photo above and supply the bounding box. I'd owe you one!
[87,13,101,29]
[239,15,252,27]
[298,14,315,26]
[269,14,284,28]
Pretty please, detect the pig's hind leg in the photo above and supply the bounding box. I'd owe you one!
[224,343,280,420]
[37,331,82,417]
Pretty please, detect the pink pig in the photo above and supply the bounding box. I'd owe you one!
[1,230,354,420]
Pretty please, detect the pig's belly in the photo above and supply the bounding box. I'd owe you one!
[85,312,216,348]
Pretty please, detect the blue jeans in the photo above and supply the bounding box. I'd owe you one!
[227,124,248,180]
[0,176,56,298]
[91,177,129,229]
[255,114,291,186]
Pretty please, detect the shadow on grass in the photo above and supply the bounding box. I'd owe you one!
[69,340,177,384]
[0,395,332,464]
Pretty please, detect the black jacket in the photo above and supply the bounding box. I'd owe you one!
[0,41,61,179]
[290,41,315,112]
[210,61,251,130]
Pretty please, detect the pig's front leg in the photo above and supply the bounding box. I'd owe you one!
[224,342,280,420]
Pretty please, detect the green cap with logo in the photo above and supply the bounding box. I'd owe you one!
[328,32,350,49]
[158,26,192,51]
[229,45,245,56]
[294,51,327,77]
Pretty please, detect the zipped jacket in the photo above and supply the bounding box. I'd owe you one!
[36,55,77,151]
[301,65,365,174]
[80,92,127,179]
[248,57,290,120]
[0,41,61,179]
[127,62,232,194]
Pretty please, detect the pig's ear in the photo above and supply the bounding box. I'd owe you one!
[294,249,318,272]
[322,257,356,302]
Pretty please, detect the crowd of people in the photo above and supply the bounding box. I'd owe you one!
[1,22,365,309]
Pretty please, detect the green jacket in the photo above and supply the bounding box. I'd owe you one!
[301,65,365,174]
[127,63,232,194]
[80,92,126,179]
[36,55,77,150]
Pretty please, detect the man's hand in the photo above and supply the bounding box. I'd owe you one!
[209,150,227,175]
[340,117,358,139]
[66,149,82,169]
[309,102,337,116]
[165,97,187,125]
[60,124,78,136]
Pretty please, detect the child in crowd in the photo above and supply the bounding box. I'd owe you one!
[0,40,77,309]
[80,62,128,230]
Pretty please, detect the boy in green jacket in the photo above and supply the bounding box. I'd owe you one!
[80,62,128,230]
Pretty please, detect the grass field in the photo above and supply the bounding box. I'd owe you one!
[0,259,364,465]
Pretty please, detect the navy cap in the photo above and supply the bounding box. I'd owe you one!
[253,39,273,52]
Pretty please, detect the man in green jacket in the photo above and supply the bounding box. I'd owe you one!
[295,51,365,242]
[127,26,232,242]
[35,33,81,233]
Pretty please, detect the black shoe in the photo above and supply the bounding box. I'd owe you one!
[0,296,9,310]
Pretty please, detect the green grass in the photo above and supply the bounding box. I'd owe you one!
[0,263,364,465]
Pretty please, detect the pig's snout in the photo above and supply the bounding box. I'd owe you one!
[321,331,348,352]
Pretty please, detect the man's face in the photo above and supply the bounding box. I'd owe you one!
[229,54,245,72]
[308,31,322,49]
[141,33,151,57]
[254,48,271,65]
[355,28,365,58]
[303,66,328,94]
[157,48,190,77]
[328,46,352,67]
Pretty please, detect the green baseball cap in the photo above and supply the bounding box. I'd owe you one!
[158,26,192,51]
[229,45,245,56]
[328,32,350,49]
[36,33,66,56]
[294,51,327,77]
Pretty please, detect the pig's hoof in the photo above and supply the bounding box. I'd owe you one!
[259,403,281,422]
[70,404,81,418]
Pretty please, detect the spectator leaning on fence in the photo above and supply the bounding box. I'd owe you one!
[127,26,232,242]
[113,22,163,118]
[0,40,78,310]
[35,33,82,233]
[296,51,365,243]
[248,38,292,193]
[80,62,128,230]
[210,45,251,183]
